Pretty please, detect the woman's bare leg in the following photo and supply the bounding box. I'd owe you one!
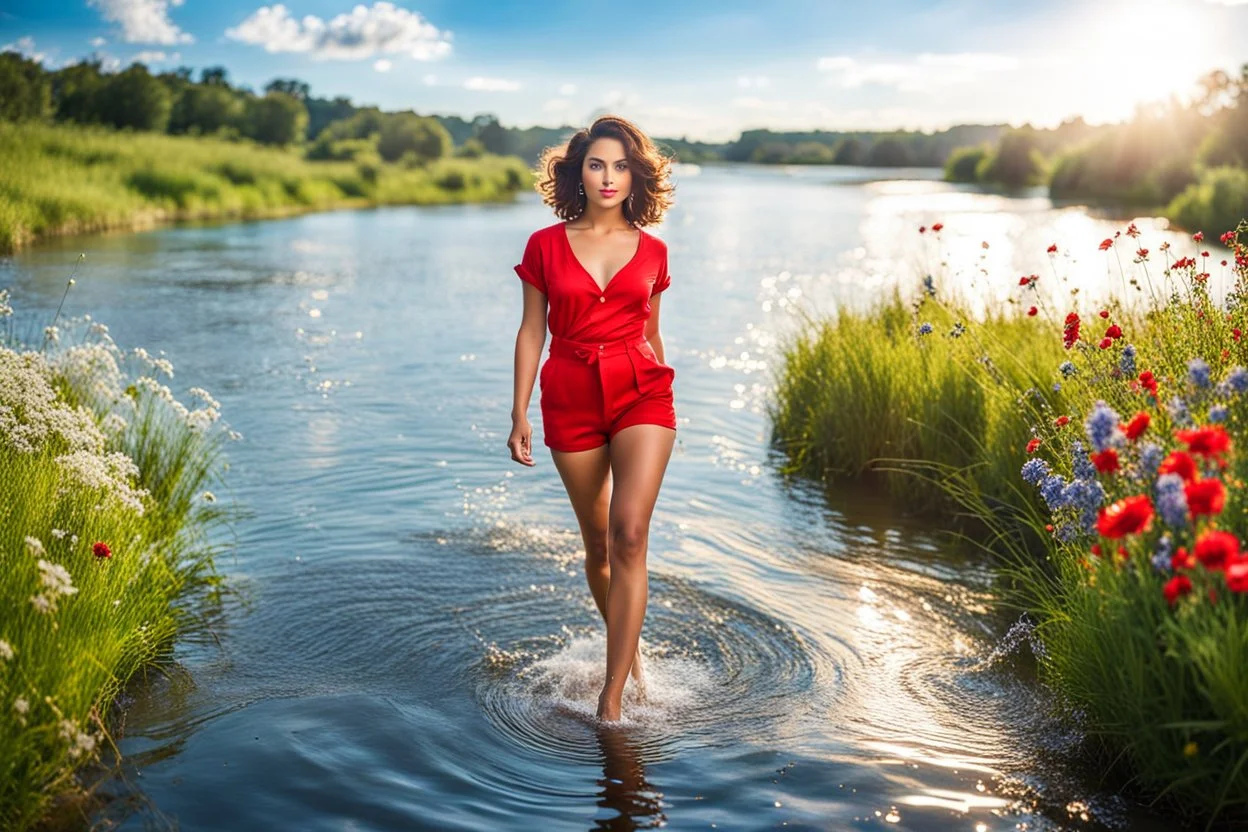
[550,444,645,691]
[596,424,675,721]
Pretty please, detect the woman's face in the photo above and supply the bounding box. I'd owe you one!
[581,137,634,212]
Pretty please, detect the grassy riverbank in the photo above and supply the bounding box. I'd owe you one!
[771,222,1248,826]
[0,121,531,254]
[0,287,238,830]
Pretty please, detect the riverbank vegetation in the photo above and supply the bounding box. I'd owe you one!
[0,285,238,830]
[771,220,1248,826]
[945,64,1248,235]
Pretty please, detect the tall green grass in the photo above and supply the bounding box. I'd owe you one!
[0,283,240,829]
[770,222,1248,827]
[0,121,531,253]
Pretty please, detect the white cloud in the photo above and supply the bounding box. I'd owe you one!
[737,75,770,89]
[815,52,1018,92]
[87,0,193,45]
[463,76,521,91]
[131,49,178,63]
[1,36,47,63]
[374,59,392,72]
[226,2,452,61]
[558,83,577,96]
[732,96,788,111]
[90,36,107,47]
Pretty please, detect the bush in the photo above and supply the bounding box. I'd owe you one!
[1168,166,1248,237]
[944,145,988,183]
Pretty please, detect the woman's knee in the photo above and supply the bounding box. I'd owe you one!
[608,522,648,567]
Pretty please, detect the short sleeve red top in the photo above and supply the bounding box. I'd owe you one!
[514,221,671,343]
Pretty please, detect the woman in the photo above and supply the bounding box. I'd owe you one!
[507,115,678,722]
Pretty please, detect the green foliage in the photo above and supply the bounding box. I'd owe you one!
[241,91,308,147]
[0,52,51,122]
[168,84,244,136]
[1168,166,1248,238]
[377,112,451,163]
[866,137,915,167]
[97,65,171,132]
[975,129,1045,188]
[944,145,988,183]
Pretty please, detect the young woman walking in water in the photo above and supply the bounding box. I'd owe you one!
[507,115,678,722]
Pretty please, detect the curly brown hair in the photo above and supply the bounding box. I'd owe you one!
[533,115,676,227]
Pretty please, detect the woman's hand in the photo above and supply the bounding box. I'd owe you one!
[508,416,536,466]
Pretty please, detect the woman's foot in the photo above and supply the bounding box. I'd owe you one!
[596,688,622,722]
[629,644,647,701]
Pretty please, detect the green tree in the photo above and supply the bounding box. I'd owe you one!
[791,141,834,163]
[242,91,308,146]
[944,145,988,182]
[471,115,507,154]
[976,128,1044,188]
[98,64,172,131]
[832,137,867,165]
[377,112,452,163]
[50,59,106,123]
[866,138,914,167]
[169,84,244,135]
[265,78,310,100]
[0,51,51,122]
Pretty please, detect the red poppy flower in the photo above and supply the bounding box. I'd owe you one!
[1099,238,1114,251]
[1185,478,1227,517]
[1054,415,1070,427]
[1047,244,1058,254]
[1098,337,1113,349]
[1158,450,1198,483]
[1194,529,1240,571]
[1136,248,1149,259]
[1105,324,1122,339]
[1122,411,1150,440]
[1027,305,1038,316]
[1163,574,1192,606]
[1091,543,1103,556]
[1172,546,1196,570]
[1226,557,1248,593]
[1193,231,1204,242]
[1126,222,1140,237]
[1220,231,1234,245]
[1092,448,1120,473]
[1099,309,1110,319]
[932,222,943,232]
[1026,438,1041,454]
[919,225,927,233]
[93,541,112,559]
[1174,425,1232,459]
[1095,495,1153,538]
[1233,328,1242,341]
[1138,370,1158,396]
[1063,313,1081,349]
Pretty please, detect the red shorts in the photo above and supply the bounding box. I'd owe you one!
[539,333,677,452]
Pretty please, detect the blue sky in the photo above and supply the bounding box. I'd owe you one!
[2,0,1246,141]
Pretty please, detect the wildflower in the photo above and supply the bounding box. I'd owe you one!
[0,640,13,661]
[1122,411,1150,441]
[1091,449,1119,473]
[918,322,933,335]
[1126,222,1140,238]
[919,225,927,233]
[1173,546,1196,570]
[1098,337,1112,349]
[1099,310,1110,319]
[1052,382,1062,392]
[1174,425,1232,460]
[93,541,112,559]
[1227,367,1248,394]
[1119,344,1137,375]
[1194,529,1239,570]
[13,696,29,715]
[1047,244,1058,254]
[1167,396,1192,427]
[1136,248,1149,260]
[1187,358,1212,388]
[1235,329,1243,342]
[1099,238,1114,251]
[1084,401,1122,452]
[24,536,45,557]
[1138,442,1163,479]
[1185,478,1227,517]
[1163,574,1193,606]
[1027,306,1038,316]
[1063,478,1106,533]
[1209,405,1228,423]
[1155,474,1189,527]
[1063,313,1080,349]
[1159,450,1198,483]
[1194,231,1205,243]
[1021,458,1050,486]
[1019,275,1038,287]
[1226,558,1248,592]
[922,275,935,297]
[949,322,966,338]
[1026,438,1041,454]
[1060,361,1077,377]
[1096,494,1154,538]
[1071,440,1098,481]
[1105,324,1122,340]
[1054,415,1070,427]
[1139,369,1159,396]
[1039,474,1069,509]
[1151,534,1174,573]
[931,222,943,232]
[38,560,77,598]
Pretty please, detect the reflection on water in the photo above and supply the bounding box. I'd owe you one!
[0,165,1194,830]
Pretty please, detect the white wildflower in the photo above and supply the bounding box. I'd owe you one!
[0,288,12,317]
[43,325,59,344]
[55,450,149,515]
[186,407,219,431]
[14,696,29,715]
[200,490,216,502]
[30,594,55,614]
[0,639,13,660]
[188,387,220,409]
[101,412,128,434]
[58,718,97,759]
[25,536,45,557]
[38,559,78,598]
[51,528,68,539]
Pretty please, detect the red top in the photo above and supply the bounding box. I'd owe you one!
[514,221,671,342]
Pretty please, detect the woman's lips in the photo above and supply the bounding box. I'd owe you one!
[599,189,617,196]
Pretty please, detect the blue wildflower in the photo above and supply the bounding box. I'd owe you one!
[1167,395,1192,427]
[1137,442,1163,480]
[1119,343,1137,376]
[950,322,966,338]
[1054,522,1080,543]
[1226,366,1248,394]
[1062,478,1106,534]
[1052,382,1062,392]
[918,322,933,336]
[1070,440,1097,481]
[1209,404,1229,423]
[1187,357,1211,388]
[923,275,936,297]
[1151,534,1174,573]
[1155,473,1188,528]
[1059,361,1077,378]
[1021,458,1051,486]
[1039,474,1069,510]
[1084,401,1122,452]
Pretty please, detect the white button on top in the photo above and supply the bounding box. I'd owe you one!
[598,344,604,349]
[599,295,606,303]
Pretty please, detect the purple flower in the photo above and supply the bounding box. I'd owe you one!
[1084,400,1122,452]
[1151,534,1173,573]
[1119,344,1137,376]
[1154,473,1189,528]
[1187,357,1211,388]
[1021,458,1050,486]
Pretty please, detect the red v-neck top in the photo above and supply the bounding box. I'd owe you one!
[514,221,671,343]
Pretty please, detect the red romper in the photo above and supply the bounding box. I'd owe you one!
[515,221,677,452]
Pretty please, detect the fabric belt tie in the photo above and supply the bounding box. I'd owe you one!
[549,334,647,366]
